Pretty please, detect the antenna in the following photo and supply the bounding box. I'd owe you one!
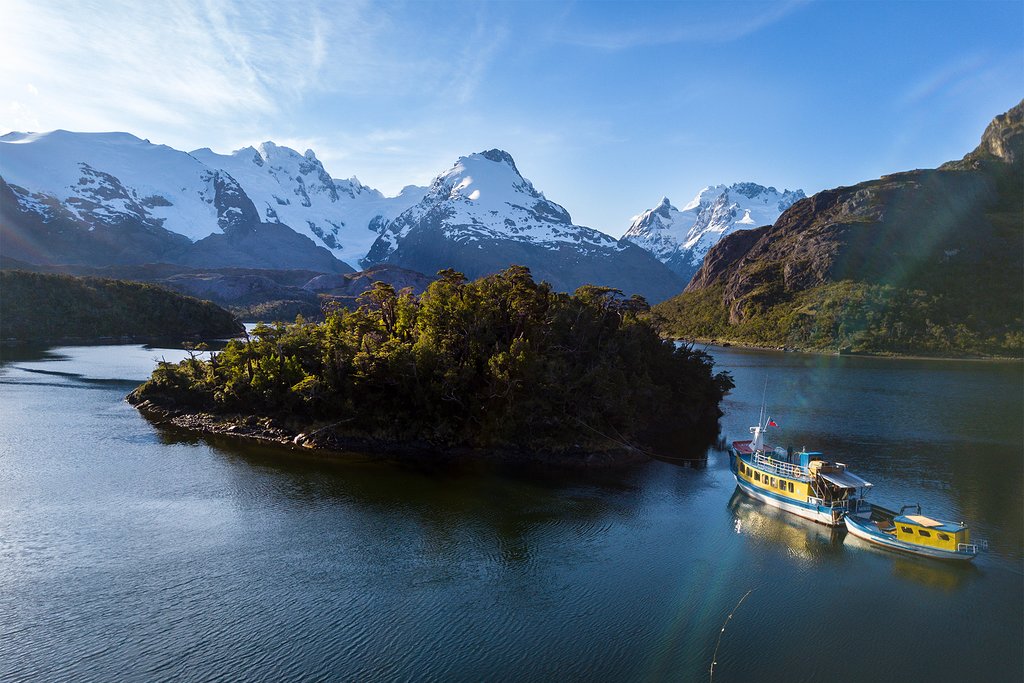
[758,376,768,428]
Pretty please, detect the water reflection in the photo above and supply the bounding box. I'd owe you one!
[0,344,65,367]
[841,529,976,591]
[730,488,978,592]
[889,557,973,592]
[727,489,844,562]
[156,427,651,575]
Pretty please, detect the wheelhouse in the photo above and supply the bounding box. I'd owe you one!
[892,514,970,553]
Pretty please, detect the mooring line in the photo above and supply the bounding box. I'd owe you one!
[709,589,754,682]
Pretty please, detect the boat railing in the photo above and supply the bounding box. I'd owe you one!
[807,496,852,511]
[959,539,989,554]
[753,452,806,479]
[847,498,868,513]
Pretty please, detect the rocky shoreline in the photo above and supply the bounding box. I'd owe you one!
[675,337,1023,362]
[128,395,656,470]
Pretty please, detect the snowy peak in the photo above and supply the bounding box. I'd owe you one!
[1,129,230,242]
[0,130,424,268]
[623,182,805,281]
[647,196,674,219]
[194,141,339,207]
[423,148,551,213]
[361,148,684,302]
[190,142,424,262]
[365,148,606,267]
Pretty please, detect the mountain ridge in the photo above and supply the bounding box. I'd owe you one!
[363,149,685,302]
[654,100,1024,357]
[1,133,683,301]
[622,182,804,282]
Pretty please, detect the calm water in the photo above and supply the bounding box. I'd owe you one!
[0,343,1021,682]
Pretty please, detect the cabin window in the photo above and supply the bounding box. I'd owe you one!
[788,482,794,493]
[770,477,776,487]
[754,472,760,482]
[900,526,913,533]
[917,530,931,538]
[938,533,950,541]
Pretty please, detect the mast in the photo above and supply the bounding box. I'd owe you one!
[748,376,770,453]
[758,376,767,429]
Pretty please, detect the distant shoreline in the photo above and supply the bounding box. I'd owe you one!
[1,333,244,347]
[674,338,1023,363]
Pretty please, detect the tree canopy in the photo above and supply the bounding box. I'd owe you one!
[0,270,243,341]
[132,266,732,454]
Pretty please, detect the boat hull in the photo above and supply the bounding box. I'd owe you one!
[734,476,843,526]
[844,515,977,562]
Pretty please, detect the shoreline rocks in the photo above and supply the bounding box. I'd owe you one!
[128,395,658,470]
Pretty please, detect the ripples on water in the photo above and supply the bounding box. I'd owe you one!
[0,343,1020,681]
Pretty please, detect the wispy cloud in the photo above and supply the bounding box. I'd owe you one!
[553,0,810,50]
[0,0,377,143]
[897,53,997,108]
[444,7,510,105]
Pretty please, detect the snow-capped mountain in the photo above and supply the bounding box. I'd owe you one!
[1,131,685,301]
[366,149,686,302]
[0,131,421,272]
[623,183,805,282]
[191,143,423,265]
[1,130,228,242]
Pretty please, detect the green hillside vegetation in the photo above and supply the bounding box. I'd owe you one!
[656,102,1023,359]
[656,282,1023,356]
[0,270,243,341]
[131,266,732,454]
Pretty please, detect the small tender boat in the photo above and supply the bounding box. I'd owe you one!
[844,504,981,562]
[730,416,873,527]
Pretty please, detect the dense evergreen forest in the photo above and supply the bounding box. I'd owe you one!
[0,271,243,342]
[655,280,1024,357]
[131,266,732,456]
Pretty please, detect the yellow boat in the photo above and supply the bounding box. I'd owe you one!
[844,504,982,562]
[730,417,873,527]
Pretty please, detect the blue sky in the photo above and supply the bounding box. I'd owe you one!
[1,0,1021,235]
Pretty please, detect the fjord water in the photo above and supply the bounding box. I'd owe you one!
[1,343,1020,682]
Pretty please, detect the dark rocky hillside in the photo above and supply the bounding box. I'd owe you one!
[374,224,683,303]
[303,264,435,298]
[0,259,437,323]
[656,100,1023,357]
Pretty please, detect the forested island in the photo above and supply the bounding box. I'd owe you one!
[0,271,243,342]
[129,266,733,465]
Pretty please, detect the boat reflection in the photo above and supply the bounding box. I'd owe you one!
[891,557,973,592]
[844,528,975,591]
[727,488,844,561]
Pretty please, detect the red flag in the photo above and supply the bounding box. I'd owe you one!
[767,420,778,427]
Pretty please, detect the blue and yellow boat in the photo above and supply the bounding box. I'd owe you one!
[730,417,873,527]
[844,505,980,562]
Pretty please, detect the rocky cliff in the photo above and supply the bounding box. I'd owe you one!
[656,100,1023,356]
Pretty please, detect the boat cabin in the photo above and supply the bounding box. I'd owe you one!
[797,451,823,468]
[892,514,969,552]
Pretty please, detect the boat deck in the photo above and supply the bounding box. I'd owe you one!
[732,440,755,455]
